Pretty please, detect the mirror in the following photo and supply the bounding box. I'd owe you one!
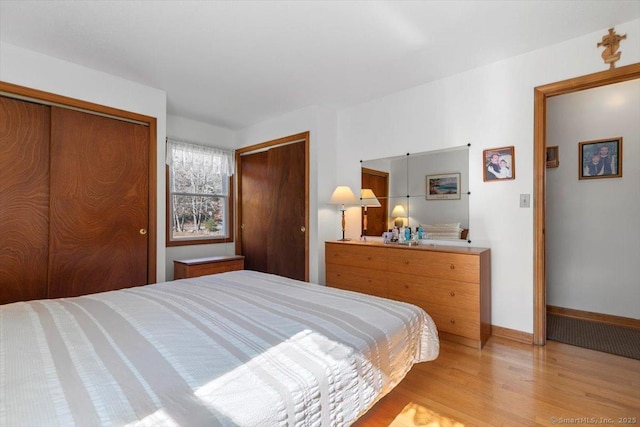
[361,145,470,242]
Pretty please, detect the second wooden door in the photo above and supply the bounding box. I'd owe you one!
[238,138,307,281]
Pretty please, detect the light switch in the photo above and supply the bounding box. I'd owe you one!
[520,194,530,208]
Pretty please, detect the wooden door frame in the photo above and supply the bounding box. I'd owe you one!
[235,131,310,281]
[533,63,640,345]
[0,81,158,284]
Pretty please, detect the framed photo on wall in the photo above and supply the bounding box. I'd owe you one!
[546,146,559,168]
[483,146,515,181]
[579,137,622,179]
[426,173,461,200]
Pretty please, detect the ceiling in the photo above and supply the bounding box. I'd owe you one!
[1,1,638,130]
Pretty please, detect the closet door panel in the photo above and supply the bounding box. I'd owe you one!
[239,151,269,273]
[267,142,305,281]
[48,107,149,298]
[0,97,50,305]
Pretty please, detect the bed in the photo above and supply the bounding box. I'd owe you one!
[0,270,439,426]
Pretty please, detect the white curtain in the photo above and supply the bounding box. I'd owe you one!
[166,138,234,176]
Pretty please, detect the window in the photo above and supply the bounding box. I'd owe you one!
[166,139,234,245]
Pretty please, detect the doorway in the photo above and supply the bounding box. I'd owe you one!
[533,63,640,345]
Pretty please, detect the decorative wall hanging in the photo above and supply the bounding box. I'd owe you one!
[597,27,627,70]
[426,173,461,200]
[579,137,622,180]
[546,146,559,168]
[483,146,515,181]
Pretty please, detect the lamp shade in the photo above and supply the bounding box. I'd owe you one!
[360,189,381,207]
[391,204,406,217]
[329,186,358,206]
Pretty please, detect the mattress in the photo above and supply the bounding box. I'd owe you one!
[0,270,439,426]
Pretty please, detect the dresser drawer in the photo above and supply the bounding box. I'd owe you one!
[427,309,480,340]
[387,249,479,283]
[326,264,387,298]
[388,275,479,312]
[325,243,387,270]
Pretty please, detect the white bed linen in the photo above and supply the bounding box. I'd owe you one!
[1,270,439,426]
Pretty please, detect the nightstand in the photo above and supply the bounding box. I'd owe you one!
[173,255,245,279]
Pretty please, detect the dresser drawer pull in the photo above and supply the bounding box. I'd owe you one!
[449,264,455,270]
[404,260,410,265]
[367,256,372,260]
[404,284,409,289]
[450,319,456,324]
[450,291,455,297]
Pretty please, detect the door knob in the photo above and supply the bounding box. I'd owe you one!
[139,229,147,235]
[300,226,306,233]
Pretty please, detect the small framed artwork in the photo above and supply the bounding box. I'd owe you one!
[483,146,515,181]
[546,146,559,168]
[426,173,461,200]
[579,137,622,180]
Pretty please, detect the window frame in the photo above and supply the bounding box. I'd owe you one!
[165,150,234,247]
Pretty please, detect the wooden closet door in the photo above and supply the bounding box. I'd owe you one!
[48,107,149,298]
[239,150,269,273]
[0,97,50,305]
[267,142,305,280]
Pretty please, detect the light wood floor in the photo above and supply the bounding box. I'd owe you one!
[354,336,640,427]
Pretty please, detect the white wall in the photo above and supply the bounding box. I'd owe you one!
[546,79,640,319]
[165,115,239,279]
[336,19,640,333]
[237,105,338,284]
[0,42,169,281]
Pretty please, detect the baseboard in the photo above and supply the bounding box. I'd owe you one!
[547,305,640,331]
[491,325,534,344]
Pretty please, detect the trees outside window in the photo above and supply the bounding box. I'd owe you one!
[167,140,233,245]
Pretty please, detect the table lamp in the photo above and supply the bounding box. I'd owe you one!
[329,186,358,241]
[391,204,406,228]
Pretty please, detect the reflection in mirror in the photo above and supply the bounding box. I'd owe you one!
[361,145,469,241]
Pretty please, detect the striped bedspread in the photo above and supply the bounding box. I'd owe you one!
[1,270,439,426]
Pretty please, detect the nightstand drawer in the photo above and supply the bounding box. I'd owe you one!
[174,256,245,279]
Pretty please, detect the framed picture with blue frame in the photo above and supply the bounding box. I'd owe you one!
[426,173,461,200]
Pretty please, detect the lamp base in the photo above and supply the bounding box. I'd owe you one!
[337,238,351,241]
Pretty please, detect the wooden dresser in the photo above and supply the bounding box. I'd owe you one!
[325,241,491,348]
[174,255,245,279]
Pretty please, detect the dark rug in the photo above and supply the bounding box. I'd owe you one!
[547,314,640,360]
